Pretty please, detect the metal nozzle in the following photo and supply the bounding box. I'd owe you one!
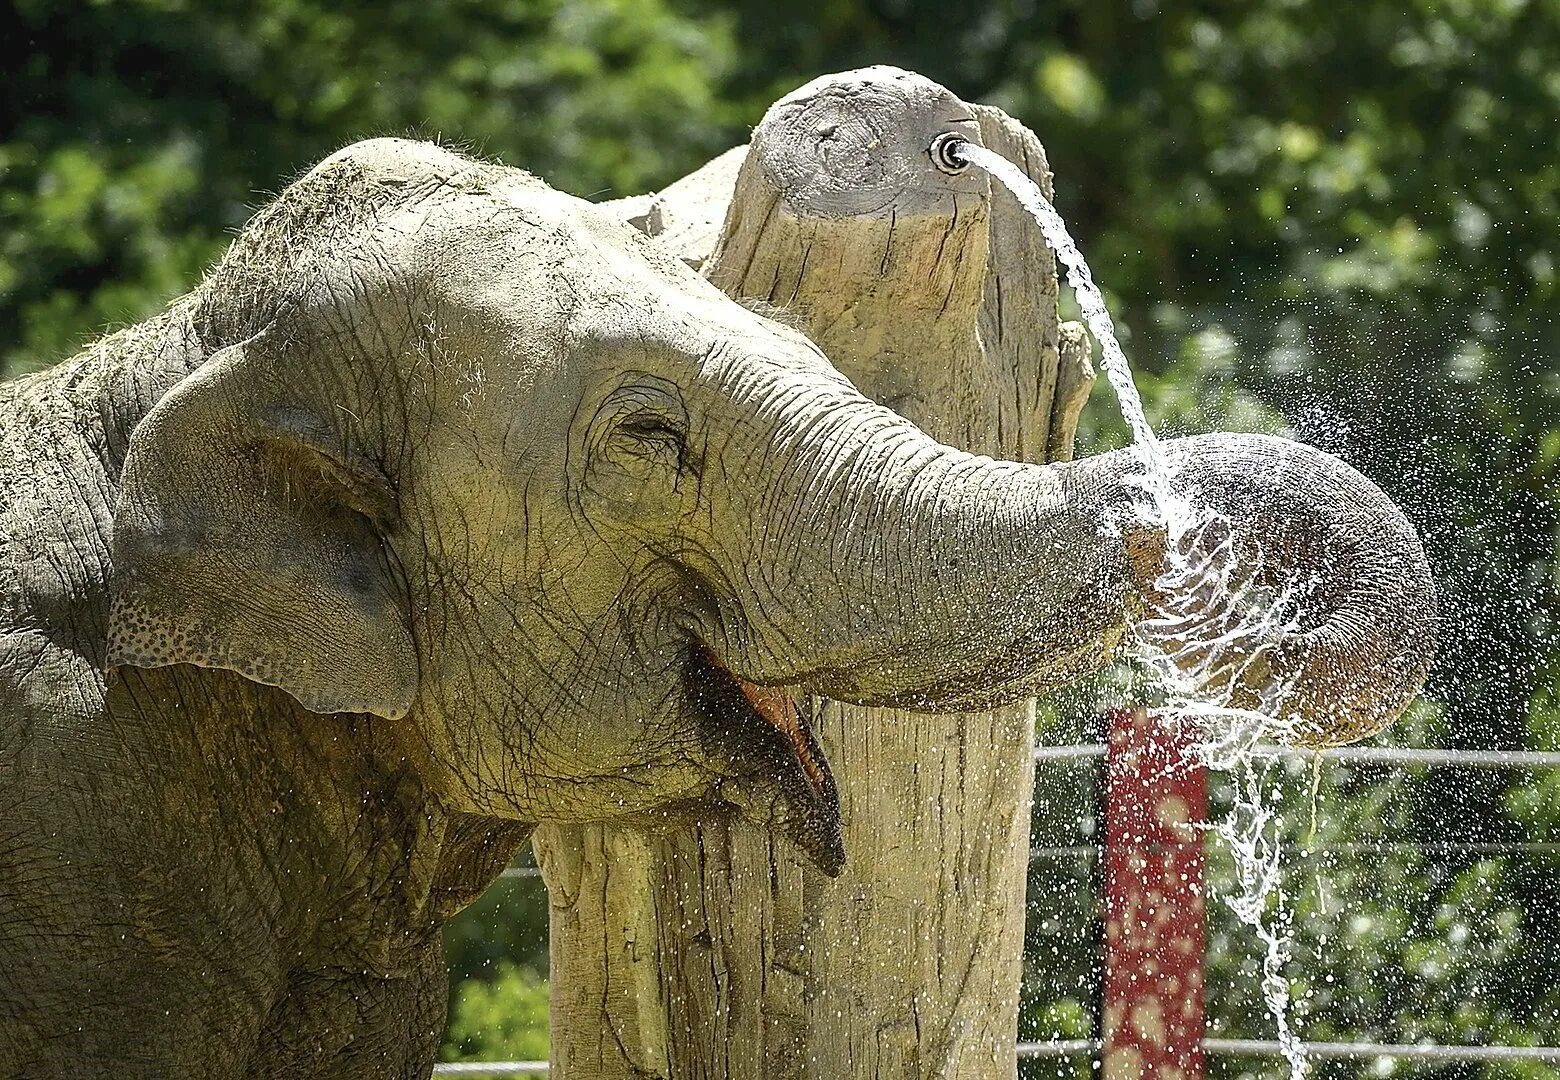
[929,132,970,175]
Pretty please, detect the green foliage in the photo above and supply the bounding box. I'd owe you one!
[1,0,742,377]
[442,961,550,1063]
[440,870,549,1058]
[444,872,550,985]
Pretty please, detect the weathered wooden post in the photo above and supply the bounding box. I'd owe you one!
[535,65,1095,1079]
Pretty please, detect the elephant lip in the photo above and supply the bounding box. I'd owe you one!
[687,645,830,795]
[685,645,845,875]
[729,673,831,796]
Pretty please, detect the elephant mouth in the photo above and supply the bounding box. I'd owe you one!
[683,645,845,875]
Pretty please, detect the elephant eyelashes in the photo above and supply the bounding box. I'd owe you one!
[611,417,688,471]
[581,380,700,524]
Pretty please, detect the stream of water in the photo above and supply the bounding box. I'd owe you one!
[954,140,1311,1078]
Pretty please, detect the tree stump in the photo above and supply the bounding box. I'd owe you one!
[536,65,1094,1080]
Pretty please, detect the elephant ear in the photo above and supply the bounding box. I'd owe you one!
[106,329,418,720]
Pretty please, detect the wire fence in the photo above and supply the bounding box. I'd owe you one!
[1033,743,1560,768]
[471,745,1559,1072]
[435,1035,1560,1074]
[1016,1038,1560,1064]
[1026,841,1560,860]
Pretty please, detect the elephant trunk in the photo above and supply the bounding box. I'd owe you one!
[1120,433,1439,747]
[714,387,1435,747]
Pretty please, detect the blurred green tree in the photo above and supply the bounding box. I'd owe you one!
[443,961,551,1063]
[1,0,742,376]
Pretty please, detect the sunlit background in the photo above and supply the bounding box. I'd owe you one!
[5,0,1556,1073]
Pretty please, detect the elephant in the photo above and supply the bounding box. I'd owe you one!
[0,136,1435,1078]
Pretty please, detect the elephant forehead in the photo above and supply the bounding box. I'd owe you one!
[326,167,848,415]
[313,156,797,367]
[307,136,477,188]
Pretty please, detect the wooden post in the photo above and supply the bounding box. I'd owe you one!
[1101,708,1208,1080]
[536,65,1096,1079]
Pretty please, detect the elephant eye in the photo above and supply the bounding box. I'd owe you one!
[608,414,687,469]
[581,380,698,521]
[617,416,685,451]
[590,378,699,479]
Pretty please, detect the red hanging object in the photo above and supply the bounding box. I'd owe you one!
[1102,707,1208,1079]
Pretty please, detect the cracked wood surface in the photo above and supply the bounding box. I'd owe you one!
[537,66,1095,1080]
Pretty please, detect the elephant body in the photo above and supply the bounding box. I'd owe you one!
[0,138,1433,1077]
[0,297,534,1076]
[0,137,860,1078]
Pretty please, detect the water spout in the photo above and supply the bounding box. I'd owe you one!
[947,133,1313,1078]
[944,138,1174,509]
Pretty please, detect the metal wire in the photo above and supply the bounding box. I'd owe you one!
[1032,743,1560,767]
[1016,1039,1102,1056]
[437,1039,1560,1072]
[1202,1038,1560,1063]
[1028,841,1560,861]
[1298,841,1560,857]
[1033,743,1108,762]
[1016,1038,1560,1063]
[1277,746,1560,769]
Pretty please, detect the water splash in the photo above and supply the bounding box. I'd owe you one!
[1135,515,1310,1080]
[955,140,1311,1078]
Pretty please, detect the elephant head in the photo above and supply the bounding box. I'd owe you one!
[104,139,1435,875]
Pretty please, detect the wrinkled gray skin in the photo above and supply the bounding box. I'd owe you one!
[0,139,1434,1078]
